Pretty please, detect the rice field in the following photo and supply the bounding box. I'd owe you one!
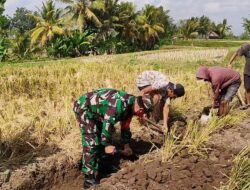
[0,48,245,165]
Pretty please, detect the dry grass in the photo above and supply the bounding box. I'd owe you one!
[0,48,244,167]
[138,49,228,62]
[160,111,246,162]
[181,112,245,154]
[221,146,250,190]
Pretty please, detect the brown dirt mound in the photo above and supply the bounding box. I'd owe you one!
[97,145,234,190]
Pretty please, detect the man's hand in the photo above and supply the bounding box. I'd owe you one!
[105,145,116,154]
[227,64,232,69]
[122,144,133,157]
[137,113,147,125]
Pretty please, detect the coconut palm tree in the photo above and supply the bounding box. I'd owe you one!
[59,0,101,32]
[117,2,138,44]
[93,0,121,38]
[178,17,199,40]
[30,0,64,46]
[136,5,165,50]
[216,19,231,38]
[198,15,212,39]
[90,0,122,54]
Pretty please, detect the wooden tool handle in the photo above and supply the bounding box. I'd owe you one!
[237,92,246,106]
[143,117,164,134]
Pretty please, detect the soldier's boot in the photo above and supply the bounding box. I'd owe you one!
[83,173,99,189]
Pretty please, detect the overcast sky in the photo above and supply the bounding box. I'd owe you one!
[4,0,250,35]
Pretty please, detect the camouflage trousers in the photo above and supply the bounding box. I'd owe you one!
[76,110,104,175]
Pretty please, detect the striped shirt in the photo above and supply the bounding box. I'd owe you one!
[136,70,170,89]
[137,71,171,105]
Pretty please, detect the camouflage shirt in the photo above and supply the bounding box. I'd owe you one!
[74,88,135,146]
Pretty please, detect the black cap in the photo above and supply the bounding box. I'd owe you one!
[173,83,185,97]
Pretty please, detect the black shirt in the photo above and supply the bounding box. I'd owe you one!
[237,43,250,76]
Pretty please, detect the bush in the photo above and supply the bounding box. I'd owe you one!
[0,38,7,62]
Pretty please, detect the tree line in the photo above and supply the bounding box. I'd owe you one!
[0,0,250,62]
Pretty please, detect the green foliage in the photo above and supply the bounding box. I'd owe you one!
[0,0,6,15]
[0,15,10,34]
[0,0,239,61]
[0,38,7,62]
[177,16,232,40]
[30,0,64,46]
[136,4,165,50]
[63,0,102,32]
[240,32,250,40]
[243,16,250,35]
[46,30,94,57]
[10,32,31,58]
[0,0,10,36]
[215,19,232,38]
[221,147,250,190]
[197,15,212,39]
[178,17,199,40]
[10,8,37,34]
[95,30,120,54]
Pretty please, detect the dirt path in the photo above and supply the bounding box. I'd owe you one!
[1,114,249,190]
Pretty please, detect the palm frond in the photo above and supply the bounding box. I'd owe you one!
[31,27,45,44]
[85,8,102,27]
[153,24,165,33]
[52,26,64,35]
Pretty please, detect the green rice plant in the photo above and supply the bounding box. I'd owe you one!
[221,146,250,190]
[161,124,180,162]
[181,112,245,154]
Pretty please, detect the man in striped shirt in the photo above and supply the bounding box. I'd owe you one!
[137,70,185,132]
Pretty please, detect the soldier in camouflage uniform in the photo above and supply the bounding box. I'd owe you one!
[73,88,154,189]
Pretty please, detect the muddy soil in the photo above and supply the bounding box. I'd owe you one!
[1,114,249,190]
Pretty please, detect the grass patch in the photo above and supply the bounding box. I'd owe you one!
[165,39,248,48]
[221,146,250,190]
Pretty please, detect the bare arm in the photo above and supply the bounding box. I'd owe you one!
[140,85,154,95]
[163,102,170,131]
[212,83,221,108]
[228,52,238,67]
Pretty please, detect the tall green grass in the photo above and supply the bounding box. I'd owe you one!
[221,146,250,190]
